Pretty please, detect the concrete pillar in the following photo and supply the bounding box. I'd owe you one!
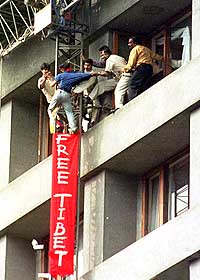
[9,99,39,182]
[190,258,200,280]
[192,0,200,58]
[0,236,7,280]
[190,108,200,206]
[83,171,105,274]
[103,171,138,260]
[0,99,39,186]
[83,170,138,274]
[0,101,12,188]
[6,235,35,280]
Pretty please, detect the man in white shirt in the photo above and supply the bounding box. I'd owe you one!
[89,46,127,110]
[38,62,56,103]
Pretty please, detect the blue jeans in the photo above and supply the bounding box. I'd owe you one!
[48,90,77,131]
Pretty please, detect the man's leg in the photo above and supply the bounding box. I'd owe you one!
[128,64,153,101]
[114,74,131,109]
[48,91,60,118]
[89,79,117,100]
[59,90,78,132]
[99,91,113,121]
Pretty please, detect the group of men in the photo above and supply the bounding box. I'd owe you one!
[38,36,163,133]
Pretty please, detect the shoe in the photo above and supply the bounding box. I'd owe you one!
[68,128,78,134]
[56,119,64,132]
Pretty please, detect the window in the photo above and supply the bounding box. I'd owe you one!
[142,152,189,236]
[168,155,189,219]
[170,16,192,70]
[150,9,191,77]
[147,174,160,232]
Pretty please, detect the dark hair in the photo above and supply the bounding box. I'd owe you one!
[59,61,70,69]
[98,45,110,52]
[40,62,50,71]
[99,46,112,55]
[84,58,93,65]
[129,36,141,45]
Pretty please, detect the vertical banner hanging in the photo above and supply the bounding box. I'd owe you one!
[49,133,80,278]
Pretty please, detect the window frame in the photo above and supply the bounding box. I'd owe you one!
[142,148,189,236]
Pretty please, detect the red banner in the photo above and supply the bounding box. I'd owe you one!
[49,133,80,278]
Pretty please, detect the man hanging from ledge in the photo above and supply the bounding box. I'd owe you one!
[124,36,163,103]
[47,63,97,134]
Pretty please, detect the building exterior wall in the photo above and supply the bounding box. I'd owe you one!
[0,236,7,280]
[0,101,12,188]
[0,0,199,279]
[9,100,39,182]
[6,235,35,280]
[1,37,55,99]
[83,205,200,280]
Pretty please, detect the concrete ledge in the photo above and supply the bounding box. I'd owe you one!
[82,205,200,280]
[0,156,52,232]
[81,57,200,177]
[1,36,55,99]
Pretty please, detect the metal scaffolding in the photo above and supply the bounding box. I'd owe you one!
[0,0,88,60]
[0,0,35,56]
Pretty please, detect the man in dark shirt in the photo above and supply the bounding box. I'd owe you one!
[48,63,93,133]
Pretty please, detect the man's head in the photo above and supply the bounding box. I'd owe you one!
[40,62,50,75]
[99,46,112,60]
[84,58,93,72]
[59,62,71,73]
[128,36,139,49]
[98,45,111,59]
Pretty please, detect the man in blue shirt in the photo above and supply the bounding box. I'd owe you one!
[48,63,93,134]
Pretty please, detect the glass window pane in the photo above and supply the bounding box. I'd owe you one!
[168,156,189,219]
[148,175,160,232]
[170,16,192,69]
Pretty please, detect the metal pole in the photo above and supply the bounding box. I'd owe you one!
[75,35,83,280]
[55,33,59,76]
[75,93,82,280]
[37,93,44,163]
[0,57,3,113]
[0,0,10,10]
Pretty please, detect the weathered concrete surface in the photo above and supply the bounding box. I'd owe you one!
[83,171,138,274]
[190,258,200,280]
[0,236,6,280]
[0,156,51,233]
[82,205,200,280]
[1,36,55,99]
[6,235,35,280]
[81,56,200,177]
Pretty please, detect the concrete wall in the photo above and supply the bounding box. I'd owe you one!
[0,236,6,280]
[103,171,138,260]
[0,156,52,233]
[81,56,200,177]
[82,204,200,280]
[0,101,12,189]
[9,99,39,182]
[1,36,55,99]
[6,235,35,280]
[83,171,105,274]
[83,170,138,274]
[190,259,200,280]
[90,0,140,31]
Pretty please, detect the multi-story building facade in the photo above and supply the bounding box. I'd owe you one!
[1,0,200,279]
